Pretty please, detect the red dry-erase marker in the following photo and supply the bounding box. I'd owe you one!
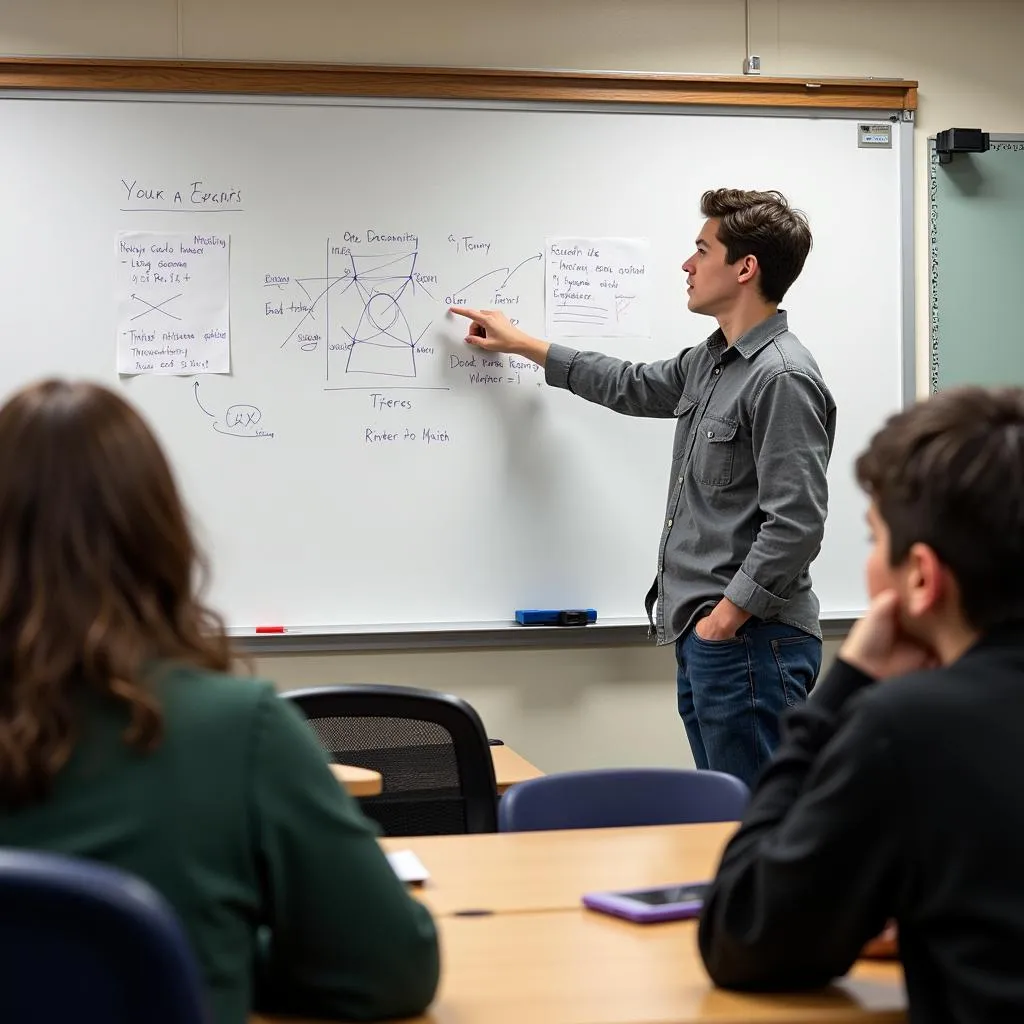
[255,625,286,634]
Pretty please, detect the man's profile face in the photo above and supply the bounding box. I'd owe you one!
[681,218,747,317]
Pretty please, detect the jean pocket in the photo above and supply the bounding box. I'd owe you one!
[691,631,744,648]
[770,634,822,706]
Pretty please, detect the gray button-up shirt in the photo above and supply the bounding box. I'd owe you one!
[545,311,836,643]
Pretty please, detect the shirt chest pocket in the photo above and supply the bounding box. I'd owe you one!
[672,394,700,460]
[692,414,739,487]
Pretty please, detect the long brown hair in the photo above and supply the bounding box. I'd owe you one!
[0,379,233,808]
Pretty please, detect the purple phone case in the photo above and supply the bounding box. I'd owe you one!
[582,883,706,923]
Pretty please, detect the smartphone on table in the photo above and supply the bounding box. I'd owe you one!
[582,882,710,923]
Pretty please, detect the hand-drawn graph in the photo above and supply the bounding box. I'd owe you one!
[278,246,433,381]
[333,251,431,379]
[272,239,543,389]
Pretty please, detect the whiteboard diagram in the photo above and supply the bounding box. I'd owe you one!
[333,250,431,379]
[271,237,541,391]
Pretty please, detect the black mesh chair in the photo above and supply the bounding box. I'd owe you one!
[280,684,499,836]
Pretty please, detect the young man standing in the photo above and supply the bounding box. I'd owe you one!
[699,386,1024,1021]
[451,189,835,786]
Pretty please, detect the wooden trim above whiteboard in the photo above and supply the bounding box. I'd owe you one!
[0,58,917,111]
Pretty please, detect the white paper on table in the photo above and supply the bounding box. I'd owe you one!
[545,237,650,339]
[116,231,230,375]
[386,849,430,885]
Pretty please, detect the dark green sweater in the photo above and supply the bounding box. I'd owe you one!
[0,668,440,1024]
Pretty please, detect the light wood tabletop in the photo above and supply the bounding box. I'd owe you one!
[398,911,903,1024]
[329,743,543,800]
[490,742,544,793]
[328,763,383,797]
[380,821,737,916]
[253,910,903,1024]
[255,821,906,1024]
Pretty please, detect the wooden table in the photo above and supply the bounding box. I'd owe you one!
[490,742,544,793]
[400,913,902,1024]
[330,743,543,800]
[328,763,383,796]
[254,911,902,1024]
[257,823,906,1023]
[381,821,736,916]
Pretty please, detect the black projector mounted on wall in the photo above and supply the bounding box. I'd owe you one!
[935,128,990,165]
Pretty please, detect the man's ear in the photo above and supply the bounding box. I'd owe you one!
[736,254,759,285]
[903,542,947,618]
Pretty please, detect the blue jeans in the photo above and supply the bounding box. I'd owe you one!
[675,619,821,788]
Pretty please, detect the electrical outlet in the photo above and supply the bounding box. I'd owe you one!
[743,55,761,75]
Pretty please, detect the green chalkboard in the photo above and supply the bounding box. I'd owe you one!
[930,136,1024,391]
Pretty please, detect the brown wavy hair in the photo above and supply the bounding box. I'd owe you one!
[0,379,233,808]
[700,188,812,304]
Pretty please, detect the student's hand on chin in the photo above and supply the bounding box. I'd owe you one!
[840,590,939,680]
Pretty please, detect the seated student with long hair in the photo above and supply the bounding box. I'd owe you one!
[0,380,439,1024]
[699,386,1024,1021]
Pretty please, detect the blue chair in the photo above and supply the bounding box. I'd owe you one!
[498,767,749,832]
[0,849,209,1024]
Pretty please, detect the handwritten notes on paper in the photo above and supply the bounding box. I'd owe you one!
[545,238,650,339]
[116,231,230,375]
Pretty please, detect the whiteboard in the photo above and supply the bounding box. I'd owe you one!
[0,93,912,633]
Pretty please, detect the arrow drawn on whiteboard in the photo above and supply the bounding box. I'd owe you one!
[499,253,542,289]
[453,253,542,298]
[453,267,506,296]
[193,381,214,418]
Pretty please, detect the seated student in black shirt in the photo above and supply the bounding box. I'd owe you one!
[699,386,1024,1023]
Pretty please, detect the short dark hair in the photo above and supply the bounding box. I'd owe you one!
[855,386,1024,632]
[700,188,812,304]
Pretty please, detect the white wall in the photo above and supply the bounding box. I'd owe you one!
[3,0,1021,772]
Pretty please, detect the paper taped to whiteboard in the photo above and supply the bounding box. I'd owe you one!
[116,230,231,375]
[545,237,650,339]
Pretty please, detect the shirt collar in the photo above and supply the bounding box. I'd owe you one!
[704,310,789,362]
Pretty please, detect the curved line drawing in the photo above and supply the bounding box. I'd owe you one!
[332,250,428,379]
[195,388,274,439]
[193,381,214,417]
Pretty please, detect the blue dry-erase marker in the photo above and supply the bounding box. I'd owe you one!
[515,609,597,627]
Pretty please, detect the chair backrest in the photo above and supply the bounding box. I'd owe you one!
[0,849,209,1024]
[498,767,749,832]
[282,684,498,836]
